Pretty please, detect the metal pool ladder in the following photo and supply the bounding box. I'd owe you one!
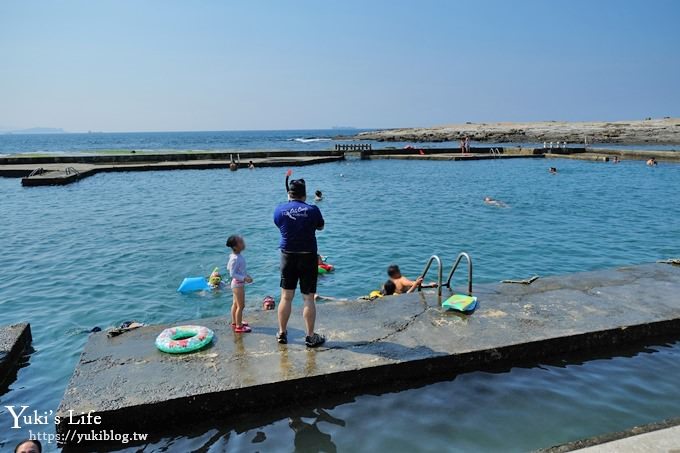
[444,252,473,296]
[419,255,443,298]
[418,252,473,304]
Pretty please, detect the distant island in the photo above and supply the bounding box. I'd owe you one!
[353,118,680,145]
[2,127,66,135]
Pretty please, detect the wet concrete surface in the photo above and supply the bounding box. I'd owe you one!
[0,322,32,389]
[56,263,680,447]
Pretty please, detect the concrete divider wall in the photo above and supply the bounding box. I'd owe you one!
[360,147,584,157]
[0,147,594,165]
[0,149,345,165]
[0,323,32,388]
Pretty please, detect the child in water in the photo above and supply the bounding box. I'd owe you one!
[317,254,334,272]
[382,276,423,296]
[226,235,253,333]
[208,267,224,289]
[386,264,424,294]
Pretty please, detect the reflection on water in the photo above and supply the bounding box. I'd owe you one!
[0,348,33,398]
[289,409,346,453]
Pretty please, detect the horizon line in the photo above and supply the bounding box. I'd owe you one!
[1,116,678,135]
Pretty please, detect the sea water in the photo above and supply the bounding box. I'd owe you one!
[1,157,679,451]
[0,130,353,155]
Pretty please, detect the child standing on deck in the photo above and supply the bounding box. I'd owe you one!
[226,235,253,333]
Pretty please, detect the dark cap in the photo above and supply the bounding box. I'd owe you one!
[288,178,306,198]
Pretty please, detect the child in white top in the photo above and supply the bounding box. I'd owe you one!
[226,235,253,333]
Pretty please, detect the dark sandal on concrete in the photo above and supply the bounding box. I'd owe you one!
[305,333,326,348]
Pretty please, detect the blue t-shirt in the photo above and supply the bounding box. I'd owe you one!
[274,200,324,253]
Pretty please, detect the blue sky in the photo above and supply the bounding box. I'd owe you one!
[1,0,679,132]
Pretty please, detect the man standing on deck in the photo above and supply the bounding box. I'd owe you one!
[274,175,326,348]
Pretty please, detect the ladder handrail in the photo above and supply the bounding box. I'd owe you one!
[28,167,44,177]
[418,255,442,299]
[444,252,473,296]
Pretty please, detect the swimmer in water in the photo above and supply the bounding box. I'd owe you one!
[317,275,422,302]
[262,295,276,310]
[387,265,432,294]
[382,276,423,296]
[549,167,557,174]
[317,254,334,272]
[208,267,224,289]
[484,196,508,208]
[646,157,657,166]
[315,190,323,201]
[248,160,255,169]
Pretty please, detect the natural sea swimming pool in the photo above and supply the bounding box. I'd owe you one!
[1,157,679,451]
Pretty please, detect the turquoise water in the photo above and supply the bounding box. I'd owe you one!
[1,157,679,450]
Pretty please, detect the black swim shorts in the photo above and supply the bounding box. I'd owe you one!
[280,251,318,294]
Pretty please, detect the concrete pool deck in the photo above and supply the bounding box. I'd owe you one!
[56,262,680,447]
[2,146,678,186]
[1,154,345,186]
[0,322,32,390]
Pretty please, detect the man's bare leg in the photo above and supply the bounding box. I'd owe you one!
[278,288,295,335]
[302,292,316,337]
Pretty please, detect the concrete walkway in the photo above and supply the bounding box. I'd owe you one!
[576,425,680,452]
[366,152,543,161]
[1,155,344,186]
[56,263,680,447]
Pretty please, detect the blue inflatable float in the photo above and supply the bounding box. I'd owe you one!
[177,277,211,293]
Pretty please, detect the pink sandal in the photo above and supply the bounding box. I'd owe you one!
[234,324,252,333]
[231,321,249,327]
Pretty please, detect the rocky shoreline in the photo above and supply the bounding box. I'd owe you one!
[353,118,680,145]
